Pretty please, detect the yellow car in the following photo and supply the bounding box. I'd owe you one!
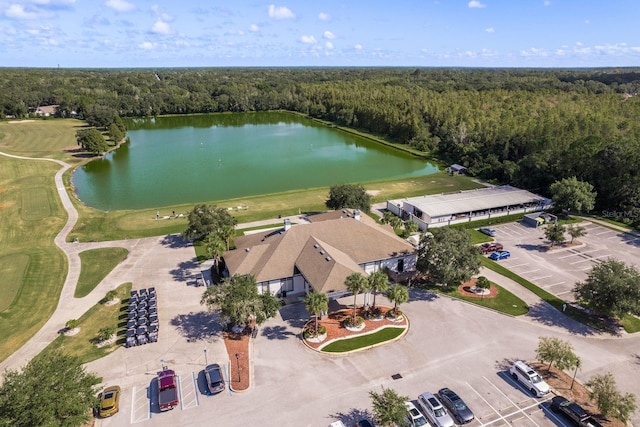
[99,386,121,418]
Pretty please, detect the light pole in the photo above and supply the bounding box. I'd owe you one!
[203,347,208,366]
[571,359,581,390]
[235,353,240,382]
[160,358,165,371]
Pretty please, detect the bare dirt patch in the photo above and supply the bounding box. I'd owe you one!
[7,120,35,124]
[532,362,625,427]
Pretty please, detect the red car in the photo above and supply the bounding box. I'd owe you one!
[479,242,504,253]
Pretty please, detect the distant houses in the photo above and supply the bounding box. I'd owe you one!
[34,105,59,117]
[387,185,552,231]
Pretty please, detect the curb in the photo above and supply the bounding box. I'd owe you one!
[301,316,410,356]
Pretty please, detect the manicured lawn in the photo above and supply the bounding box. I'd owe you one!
[41,283,131,364]
[322,327,405,353]
[427,282,529,316]
[75,248,129,298]
[468,229,493,245]
[0,119,87,163]
[0,155,67,363]
[66,170,483,242]
[0,253,30,312]
[620,314,640,334]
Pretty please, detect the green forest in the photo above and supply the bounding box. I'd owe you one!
[2,67,639,226]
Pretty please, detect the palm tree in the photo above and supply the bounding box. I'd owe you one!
[344,272,367,321]
[567,224,587,243]
[204,232,226,274]
[367,270,389,309]
[304,291,329,335]
[386,284,409,316]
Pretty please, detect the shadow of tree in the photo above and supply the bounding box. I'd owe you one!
[526,302,597,336]
[279,303,309,329]
[495,357,517,372]
[170,311,223,342]
[160,234,192,249]
[328,407,374,427]
[515,243,546,252]
[168,259,201,284]
[407,288,438,303]
[260,325,295,340]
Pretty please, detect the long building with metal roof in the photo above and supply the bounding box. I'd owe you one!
[387,185,552,230]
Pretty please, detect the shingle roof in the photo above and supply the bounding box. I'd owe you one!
[223,209,413,287]
[404,185,550,218]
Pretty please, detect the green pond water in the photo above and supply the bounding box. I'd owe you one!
[72,112,437,211]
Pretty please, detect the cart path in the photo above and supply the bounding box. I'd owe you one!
[0,151,151,374]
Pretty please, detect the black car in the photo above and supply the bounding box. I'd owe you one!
[438,388,475,424]
[550,396,603,427]
[204,364,225,395]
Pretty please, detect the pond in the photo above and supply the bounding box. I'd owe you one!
[72,112,438,211]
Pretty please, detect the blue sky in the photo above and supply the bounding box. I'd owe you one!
[0,0,638,68]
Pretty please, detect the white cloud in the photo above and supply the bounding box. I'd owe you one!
[300,35,316,44]
[354,44,362,50]
[151,19,171,35]
[5,4,38,19]
[268,4,294,19]
[323,30,335,40]
[468,0,486,8]
[485,27,494,33]
[138,41,156,49]
[318,12,330,21]
[249,24,259,32]
[520,47,547,57]
[106,0,135,12]
[325,41,333,49]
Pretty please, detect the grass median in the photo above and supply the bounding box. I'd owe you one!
[423,282,529,316]
[322,327,406,353]
[75,248,129,298]
[41,283,132,364]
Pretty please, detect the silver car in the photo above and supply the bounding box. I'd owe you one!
[417,392,454,427]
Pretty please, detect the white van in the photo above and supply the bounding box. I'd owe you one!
[509,360,550,397]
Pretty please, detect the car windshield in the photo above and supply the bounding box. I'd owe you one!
[414,415,428,426]
[454,400,468,410]
[104,392,114,399]
[531,375,542,384]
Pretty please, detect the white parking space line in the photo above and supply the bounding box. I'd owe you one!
[608,235,622,240]
[555,290,573,296]
[595,230,614,236]
[557,253,580,259]
[545,281,565,287]
[570,258,594,264]
[507,263,528,268]
[518,269,540,275]
[529,275,552,281]
[466,382,508,426]
[179,372,199,410]
[483,376,541,427]
[130,385,151,424]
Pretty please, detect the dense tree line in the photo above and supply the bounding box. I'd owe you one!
[1,67,639,225]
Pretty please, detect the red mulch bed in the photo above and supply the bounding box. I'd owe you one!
[303,306,407,350]
[458,278,499,298]
[222,326,251,391]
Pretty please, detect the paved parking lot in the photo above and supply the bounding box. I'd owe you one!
[89,231,640,427]
[485,221,640,301]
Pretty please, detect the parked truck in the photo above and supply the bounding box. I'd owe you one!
[550,396,603,427]
[157,368,179,412]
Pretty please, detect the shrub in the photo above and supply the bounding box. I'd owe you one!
[303,325,327,339]
[104,290,118,302]
[65,319,79,330]
[386,309,403,319]
[96,326,116,342]
[343,316,365,328]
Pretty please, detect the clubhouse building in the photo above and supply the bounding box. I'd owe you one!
[222,209,416,300]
